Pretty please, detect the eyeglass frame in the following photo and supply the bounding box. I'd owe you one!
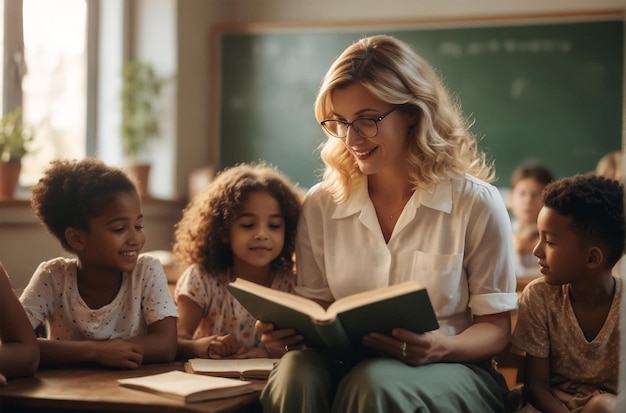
[320,106,399,139]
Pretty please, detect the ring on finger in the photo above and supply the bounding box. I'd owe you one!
[284,344,289,353]
[401,341,407,359]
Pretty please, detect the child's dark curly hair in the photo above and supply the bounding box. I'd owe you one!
[543,174,625,268]
[30,158,138,253]
[173,162,303,276]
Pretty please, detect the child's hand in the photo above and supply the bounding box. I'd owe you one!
[207,334,242,358]
[190,336,215,358]
[94,339,144,369]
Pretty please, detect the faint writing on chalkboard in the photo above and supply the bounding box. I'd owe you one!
[439,39,572,56]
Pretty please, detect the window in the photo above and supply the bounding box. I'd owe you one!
[21,0,87,186]
[2,0,177,200]
[2,0,87,189]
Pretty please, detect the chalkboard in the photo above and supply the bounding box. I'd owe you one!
[217,19,623,189]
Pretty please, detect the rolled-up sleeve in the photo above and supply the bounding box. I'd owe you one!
[465,183,518,315]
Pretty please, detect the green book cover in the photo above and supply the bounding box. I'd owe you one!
[227,279,439,359]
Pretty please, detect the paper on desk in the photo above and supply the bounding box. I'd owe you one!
[118,370,254,403]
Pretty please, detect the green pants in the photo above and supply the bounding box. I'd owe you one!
[260,349,508,413]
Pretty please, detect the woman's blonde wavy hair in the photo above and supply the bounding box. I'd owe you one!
[315,35,494,204]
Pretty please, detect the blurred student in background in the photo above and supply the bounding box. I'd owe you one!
[508,164,554,277]
[594,151,623,276]
[594,151,622,183]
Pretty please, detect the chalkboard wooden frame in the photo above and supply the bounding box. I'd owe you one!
[209,11,624,189]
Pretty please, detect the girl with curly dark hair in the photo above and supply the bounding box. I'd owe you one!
[20,158,178,369]
[173,162,302,359]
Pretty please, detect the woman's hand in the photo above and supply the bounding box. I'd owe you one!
[364,313,511,365]
[255,320,305,358]
[363,329,444,366]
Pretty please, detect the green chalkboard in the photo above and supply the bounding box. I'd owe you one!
[218,19,623,189]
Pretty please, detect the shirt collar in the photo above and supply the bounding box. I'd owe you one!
[332,175,453,219]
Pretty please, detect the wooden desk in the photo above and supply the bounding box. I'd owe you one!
[0,361,264,413]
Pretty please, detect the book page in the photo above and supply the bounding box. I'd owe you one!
[327,281,425,315]
[118,370,252,402]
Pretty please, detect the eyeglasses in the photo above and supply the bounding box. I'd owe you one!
[320,106,398,139]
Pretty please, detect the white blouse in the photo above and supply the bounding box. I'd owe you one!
[295,174,518,336]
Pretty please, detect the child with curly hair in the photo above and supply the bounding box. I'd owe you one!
[173,162,302,359]
[20,158,178,369]
[511,174,623,413]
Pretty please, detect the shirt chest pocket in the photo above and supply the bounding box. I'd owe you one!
[411,250,466,316]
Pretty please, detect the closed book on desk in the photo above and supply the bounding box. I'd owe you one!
[185,358,280,380]
[227,279,439,360]
[117,370,254,403]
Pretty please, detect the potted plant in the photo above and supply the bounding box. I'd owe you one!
[120,59,162,197]
[0,108,33,199]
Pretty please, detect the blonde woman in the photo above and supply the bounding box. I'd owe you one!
[257,35,517,412]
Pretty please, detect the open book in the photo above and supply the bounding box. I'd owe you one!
[227,279,439,359]
[185,358,280,380]
[117,370,254,403]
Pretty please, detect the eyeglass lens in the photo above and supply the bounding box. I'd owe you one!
[323,119,378,139]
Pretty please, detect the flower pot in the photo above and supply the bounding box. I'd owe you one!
[0,160,21,200]
[124,162,151,198]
